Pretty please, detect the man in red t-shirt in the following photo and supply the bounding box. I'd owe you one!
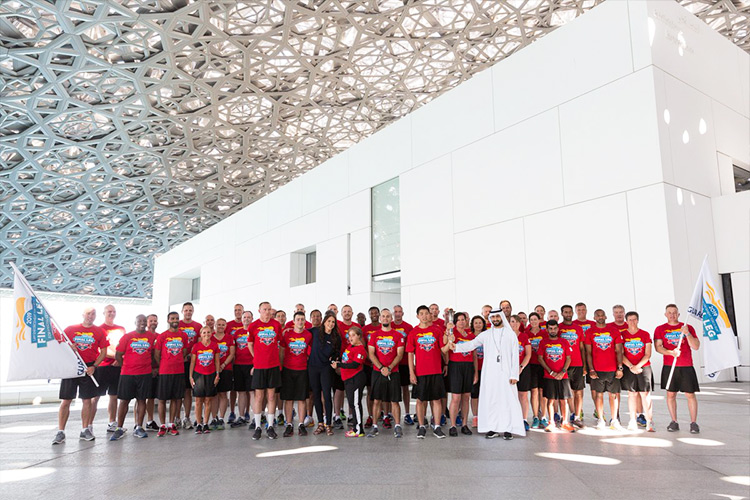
[499,300,513,324]
[110,314,156,441]
[406,305,450,439]
[621,311,654,432]
[392,305,414,424]
[177,301,202,429]
[608,304,644,423]
[248,301,283,440]
[654,304,700,433]
[285,303,313,330]
[279,311,313,437]
[367,309,406,438]
[559,305,586,428]
[143,314,160,432]
[154,312,188,436]
[97,304,126,433]
[537,320,575,433]
[225,304,244,425]
[429,303,446,330]
[584,309,624,430]
[572,302,596,417]
[361,306,381,427]
[53,307,108,445]
[230,310,255,428]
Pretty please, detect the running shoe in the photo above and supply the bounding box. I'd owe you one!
[346,430,364,438]
[667,421,680,432]
[227,412,236,424]
[217,418,225,430]
[610,419,624,431]
[637,414,647,427]
[627,420,638,431]
[110,428,125,440]
[304,415,314,428]
[134,426,148,438]
[486,431,499,439]
[561,423,576,433]
[298,424,308,436]
[333,416,344,430]
[461,426,472,436]
[394,426,403,438]
[433,426,446,439]
[553,413,561,425]
[182,417,193,430]
[107,422,117,433]
[169,424,179,436]
[472,416,478,428]
[595,419,607,430]
[52,430,65,445]
[449,426,458,437]
[252,427,262,440]
[364,416,373,428]
[531,417,540,429]
[503,432,513,440]
[195,425,203,435]
[80,428,95,441]
[202,424,211,434]
[276,414,285,427]
[416,426,427,439]
[440,414,447,427]
[646,421,656,433]
[404,414,414,426]
[367,427,379,438]
[146,420,159,432]
[283,424,294,438]
[540,418,549,428]
[382,415,392,429]
[689,422,700,434]
[524,420,530,432]
[158,425,167,437]
[267,426,278,439]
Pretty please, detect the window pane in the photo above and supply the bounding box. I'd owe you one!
[372,177,400,276]
[734,165,750,193]
[306,251,316,284]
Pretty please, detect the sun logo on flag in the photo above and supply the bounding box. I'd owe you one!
[16,296,55,350]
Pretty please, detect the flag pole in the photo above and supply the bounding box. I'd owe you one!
[9,262,99,387]
[663,329,685,392]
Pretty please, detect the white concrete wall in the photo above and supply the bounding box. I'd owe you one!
[153,0,750,382]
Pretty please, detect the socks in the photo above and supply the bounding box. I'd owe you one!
[254,414,262,428]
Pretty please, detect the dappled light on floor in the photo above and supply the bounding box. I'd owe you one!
[536,452,621,465]
[0,467,55,484]
[257,445,338,458]
[601,437,673,448]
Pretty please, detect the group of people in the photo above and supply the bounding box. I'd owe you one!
[51,299,702,445]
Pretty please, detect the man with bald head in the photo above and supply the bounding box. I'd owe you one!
[53,307,108,444]
[97,304,126,433]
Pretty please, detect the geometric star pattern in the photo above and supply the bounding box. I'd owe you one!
[1,0,748,298]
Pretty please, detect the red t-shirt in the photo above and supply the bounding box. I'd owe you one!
[584,326,623,372]
[155,330,188,375]
[572,319,596,336]
[654,322,697,367]
[340,344,367,381]
[226,320,244,337]
[248,319,283,369]
[368,329,405,372]
[432,318,446,330]
[116,331,156,376]
[233,327,253,365]
[337,321,355,348]
[212,333,235,370]
[449,329,476,363]
[558,323,584,367]
[392,321,414,366]
[607,321,628,334]
[191,341,220,375]
[98,323,125,367]
[65,324,108,364]
[621,329,652,367]
[178,320,202,349]
[361,324,381,365]
[285,320,313,330]
[526,329,547,365]
[517,332,530,365]
[406,325,445,376]
[538,337,571,379]
[281,329,313,371]
[476,340,485,371]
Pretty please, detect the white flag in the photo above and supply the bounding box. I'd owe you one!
[8,264,86,381]
[687,256,741,377]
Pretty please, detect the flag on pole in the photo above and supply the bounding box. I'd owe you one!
[7,263,86,381]
[687,256,741,377]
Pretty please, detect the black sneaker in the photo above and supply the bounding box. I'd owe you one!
[690,422,700,434]
[433,426,446,439]
[298,424,308,436]
[503,432,513,440]
[460,425,472,435]
[283,424,293,437]
[145,420,159,432]
[248,421,256,431]
[267,426,278,439]
[667,421,680,432]
[252,427,262,440]
[417,426,427,439]
[449,426,458,437]
[486,431,498,439]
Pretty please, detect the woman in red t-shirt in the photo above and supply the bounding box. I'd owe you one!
[444,312,476,436]
[189,327,220,434]
[333,326,367,437]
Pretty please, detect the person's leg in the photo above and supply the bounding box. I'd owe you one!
[309,368,324,424]
[334,389,345,417]
[609,392,619,423]
[546,398,555,427]
[573,389,583,419]
[530,388,539,419]
[541,396,549,421]
[195,397,204,425]
[230,390,237,415]
[640,391,653,422]
[116,398,130,427]
[183,388,193,420]
[108,394,118,425]
[211,394,219,422]
[403,385,411,419]
[135,399,146,427]
[158,400,167,425]
[218,392,228,419]
[81,398,95,428]
[460,393,470,423]
[371,399,382,430]
[284,399,294,425]
[321,369,333,426]
[252,389,265,426]
[518,391,529,422]
[628,391,638,424]
[169,399,180,424]
[416,400,427,427]
[666,391,678,421]
[594,392,604,420]
[448,393,460,428]
[391,400,401,424]
[204,397,213,424]
[429,399,442,428]
[560,398,569,422]
[686,392,698,423]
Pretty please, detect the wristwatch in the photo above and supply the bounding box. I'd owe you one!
[617,366,623,371]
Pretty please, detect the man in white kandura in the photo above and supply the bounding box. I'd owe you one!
[448,308,525,440]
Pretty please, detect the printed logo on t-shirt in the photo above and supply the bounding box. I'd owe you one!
[257,327,277,346]
[593,334,613,351]
[376,337,396,354]
[417,334,436,351]
[197,349,214,367]
[288,338,308,356]
[545,344,564,362]
[165,337,183,356]
[560,329,578,346]
[182,327,196,340]
[663,328,681,346]
[518,341,525,355]
[342,350,350,363]
[476,345,484,359]
[73,333,95,351]
[624,338,644,356]
[393,328,407,340]
[235,334,248,350]
[217,342,229,354]
[456,337,471,358]
[529,336,543,352]
[580,324,592,333]
[129,338,151,354]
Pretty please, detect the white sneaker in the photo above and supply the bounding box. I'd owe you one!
[182,417,193,430]
[610,419,625,431]
[107,422,117,433]
[627,420,638,431]
[303,415,314,427]
[595,419,607,430]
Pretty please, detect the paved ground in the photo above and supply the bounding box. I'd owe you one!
[1,382,748,500]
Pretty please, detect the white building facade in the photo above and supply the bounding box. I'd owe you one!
[153,0,750,382]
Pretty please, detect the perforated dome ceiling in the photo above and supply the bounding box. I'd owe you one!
[1,0,748,297]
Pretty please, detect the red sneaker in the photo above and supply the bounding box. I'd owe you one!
[364,416,373,428]
[169,424,179,436]
[157,425,167,437]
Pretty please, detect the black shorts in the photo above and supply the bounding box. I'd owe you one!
[59,364,98,400]
[622,365,653,393]
[590,371,621,393]
[413,374,446,402]
[149,375,158,399]
[118,374,152,401]
[530,364,545,389]
[471,369,481,398]
[157,373,185,401]
[183,361,192,387]
[447,361,474,394]
[216,370,233,392]
[233,364,253,392]
[370,371,402,402]
[193,373,217,398]
[97,364,120,396]
[543,378,572,400]
[281,368,309,401]
[567,366,585,391]
[399,365,410,386]
[363,364,373,386]
[252,366,281,390]
[517,365,531,392]
[661,365,700,393]
[332,370,345,392]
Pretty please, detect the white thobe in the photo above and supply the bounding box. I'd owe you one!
[454,326,526,436]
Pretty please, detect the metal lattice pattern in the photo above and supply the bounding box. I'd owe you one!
[1,0,747,297]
